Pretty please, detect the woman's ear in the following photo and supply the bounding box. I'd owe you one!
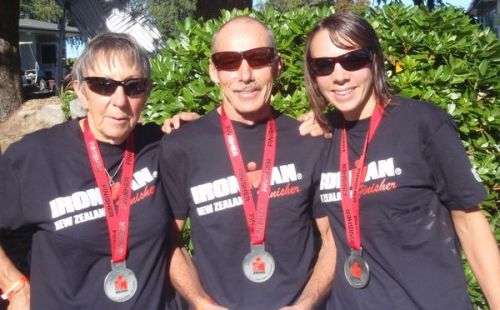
[73,80,89,110]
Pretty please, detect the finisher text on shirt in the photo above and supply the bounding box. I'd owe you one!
[49,167,157,230]
[191,163,303,217]
[320,157,400,202]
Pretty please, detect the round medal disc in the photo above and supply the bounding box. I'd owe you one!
[104,266,138,302]
[242,247,275,283]
[344,253,369,289]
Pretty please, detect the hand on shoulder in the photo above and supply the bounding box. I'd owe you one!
[162,112,201,134]
[298,111,332,139]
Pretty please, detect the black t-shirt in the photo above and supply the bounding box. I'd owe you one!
[319,97,487,310]
[160,110,328,310]
[0,120,176,310]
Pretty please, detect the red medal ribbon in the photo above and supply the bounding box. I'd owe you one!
[339,105,383,251]
[83,119,135,263]
[220,107,276,245]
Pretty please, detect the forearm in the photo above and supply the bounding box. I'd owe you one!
[0,245,30,307]
[0,246,25,291]
[292,217,336,309]
[451,209,500,309]
[169,246,211,306]
[168,218,219,309]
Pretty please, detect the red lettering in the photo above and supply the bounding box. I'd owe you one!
[130,185,157,205]
[359,178,397,196]
[269,183,300,198]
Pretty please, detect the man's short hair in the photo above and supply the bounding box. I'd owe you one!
[210,16,276,53]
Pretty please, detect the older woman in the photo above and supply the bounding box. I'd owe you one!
[0,33,176,309]
[304,12,500,309]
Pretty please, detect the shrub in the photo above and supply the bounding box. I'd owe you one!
[146,4,499,309]
[59,82,77,120]
[370,6,499,309]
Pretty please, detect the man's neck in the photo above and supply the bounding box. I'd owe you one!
[218,104,273,126]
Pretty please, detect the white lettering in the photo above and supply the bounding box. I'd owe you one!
[191,176,239,204]
[71,191,90,211]
[191,183,215,204]
[86,187,103,206]
[320,191,341,202]
[132,168,155,190]
[320,172,340,190]
[190,164,301,204]
[365,158,395,181]
[377,158,395,178]
[54,216,73,230]
[49,197,74,219]
[74,208,105,224]
[196,204,214,216]
[213,196,242,212]
[279,164,298,183]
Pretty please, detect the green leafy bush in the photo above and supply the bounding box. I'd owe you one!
[146,4,499,309]
[145,6,337,123]
[59,82,77,120]
[369,6,499,309]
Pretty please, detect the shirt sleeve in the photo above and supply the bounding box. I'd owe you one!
[422,114,487,210]
[311,138,331,219]
[0,151,25,229]
[158,135,191,220]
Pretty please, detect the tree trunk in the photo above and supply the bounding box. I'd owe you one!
[196,0,252,20]
[413,0,435,10]
[0,0,22,122]
[426,0,435,10]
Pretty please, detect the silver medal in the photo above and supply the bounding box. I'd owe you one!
[344,249,369,288]
[104,261,138,302]
[242,244,275,283]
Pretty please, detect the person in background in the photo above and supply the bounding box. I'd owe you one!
[0,32,177,310]
[160,16,335,310]
[304,12,500,309]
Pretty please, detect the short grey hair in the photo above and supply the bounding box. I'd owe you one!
[210,16,276,53]
[72,32,150,83]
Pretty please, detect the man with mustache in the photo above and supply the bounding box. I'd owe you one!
[159,16,335,310]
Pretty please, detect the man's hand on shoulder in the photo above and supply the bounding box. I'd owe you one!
[162,112,201,134]
[298,111,332,139]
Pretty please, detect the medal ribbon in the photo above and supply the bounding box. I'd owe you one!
[220,107,276,245]
[83,119,135,263]
[339,105,383,251]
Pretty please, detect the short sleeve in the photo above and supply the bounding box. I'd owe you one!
[158,135,191,220]
[312,139,331,219]
[423,115,487,210]
[0,152,25,229]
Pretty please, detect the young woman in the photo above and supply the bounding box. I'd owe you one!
[304,12,499,310]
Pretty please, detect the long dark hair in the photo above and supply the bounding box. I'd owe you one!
[304,12,395,126]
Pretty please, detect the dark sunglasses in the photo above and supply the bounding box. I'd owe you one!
[83,77,150,97]
[309,48,372,76]
[211,47,276,71]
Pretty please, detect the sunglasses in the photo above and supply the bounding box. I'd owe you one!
[211,47,276,71]
[308,48,372,76]
[83,77,150,97]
